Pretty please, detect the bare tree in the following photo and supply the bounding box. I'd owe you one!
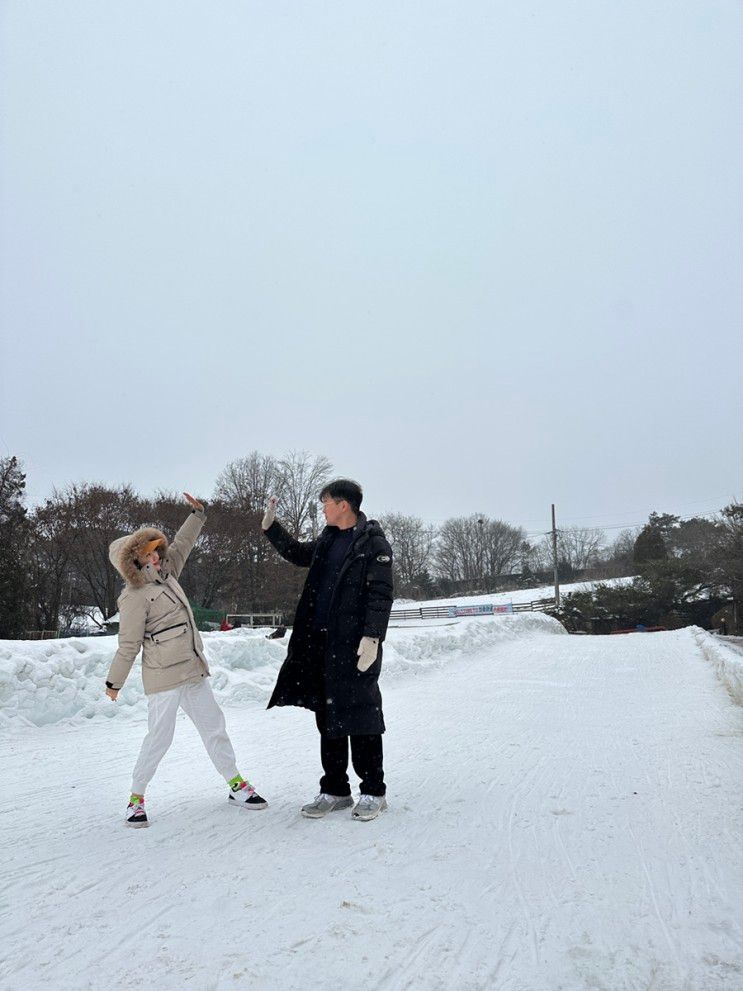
[525,534,552,573]
[529,526,607,575]
[598,527,642,577]
[276,451,333,538]
[28,497,75,632]
[164,497,256,611]
[214,453,279,513]
[558,526,606,571]
[483,520,526,576]
[435,514,524,588]
[212,455,285,609]
[609,528,640,561]
[378,513,436,595]
[435,516,481,584]
[52,483,145,620]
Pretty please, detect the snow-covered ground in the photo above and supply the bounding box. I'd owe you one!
[2,618,742,990]
[393,576,634,610]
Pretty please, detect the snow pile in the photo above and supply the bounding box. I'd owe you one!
[0,630,287,728]
[0,613,565,727]
[692,627,743,705]
[0,636,122,728]
[382,611,564,680]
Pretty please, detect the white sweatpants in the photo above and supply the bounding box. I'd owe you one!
[131,680,239,795]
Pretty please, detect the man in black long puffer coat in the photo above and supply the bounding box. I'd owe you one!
[261,478,394,821]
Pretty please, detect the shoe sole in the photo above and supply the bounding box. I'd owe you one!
[229,798,269,810]
[301,798,354,818]
[125,820,149,828]
[352,798,388,821]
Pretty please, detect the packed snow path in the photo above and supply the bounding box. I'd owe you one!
[2,624,742,990]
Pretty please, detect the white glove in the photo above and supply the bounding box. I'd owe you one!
[262,496,278,531]
[357,636,379,672]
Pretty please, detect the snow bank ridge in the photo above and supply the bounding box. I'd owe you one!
[0,612,565,727]
[692,628,743,705]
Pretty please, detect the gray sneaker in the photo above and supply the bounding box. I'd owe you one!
[352,794,388,821]
[301,793,354,819]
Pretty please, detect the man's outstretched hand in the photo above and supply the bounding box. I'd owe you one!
[357,637,379,672]
[262,496,278,531]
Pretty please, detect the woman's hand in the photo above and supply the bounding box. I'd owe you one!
[106,687,119,701]
[183,492,205,512]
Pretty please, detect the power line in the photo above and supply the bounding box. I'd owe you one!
[412,504,730,541]
[525,496,734,526]
[543,511,722,540]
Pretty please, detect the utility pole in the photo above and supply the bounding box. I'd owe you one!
[551,504,560,608]
[477,517,485,593]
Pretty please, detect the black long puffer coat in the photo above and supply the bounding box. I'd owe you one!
[264,513,394,737]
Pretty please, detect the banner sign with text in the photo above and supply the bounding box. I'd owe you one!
[447,603,514,618]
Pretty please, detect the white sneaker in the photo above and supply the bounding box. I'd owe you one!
[125,796,148,828]
[352,794,388,821]
[301,793,354,818]
[228,780,268,810]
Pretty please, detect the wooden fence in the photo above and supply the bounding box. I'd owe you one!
[389,598,554,622]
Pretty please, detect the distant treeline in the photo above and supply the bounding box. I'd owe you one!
[555,508,743,634]
[0,453,740,637]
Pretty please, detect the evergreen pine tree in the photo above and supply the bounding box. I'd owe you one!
[633,524,668,569]
[0,456,30,638]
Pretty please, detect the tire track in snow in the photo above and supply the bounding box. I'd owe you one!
[505,752,543,968]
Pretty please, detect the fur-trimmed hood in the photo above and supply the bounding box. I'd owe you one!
[109,527,169,588]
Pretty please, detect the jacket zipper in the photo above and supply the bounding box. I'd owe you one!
[327,550,367,618]
[155,579,203,663]
[148,622,187,639]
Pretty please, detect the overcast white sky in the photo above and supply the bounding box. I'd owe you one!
[1,1,741,534]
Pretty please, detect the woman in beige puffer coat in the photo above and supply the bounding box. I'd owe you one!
[105,492,268,827]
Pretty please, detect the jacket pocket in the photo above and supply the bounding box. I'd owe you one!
[147,587,180,621]
[144,624,192,669]
[152,624,189,644]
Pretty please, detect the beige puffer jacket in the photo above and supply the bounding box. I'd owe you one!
[105,510,210,695]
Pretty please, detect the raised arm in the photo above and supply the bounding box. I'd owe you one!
[263,519,318,568]
[261,498,317,568]
[166,493,206,579]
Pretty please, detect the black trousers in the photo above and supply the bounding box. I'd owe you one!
[309,628,385,798]
[315,708,386,798]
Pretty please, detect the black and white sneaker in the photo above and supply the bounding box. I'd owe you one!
[229,781,268,810]
[125,796,149,828]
